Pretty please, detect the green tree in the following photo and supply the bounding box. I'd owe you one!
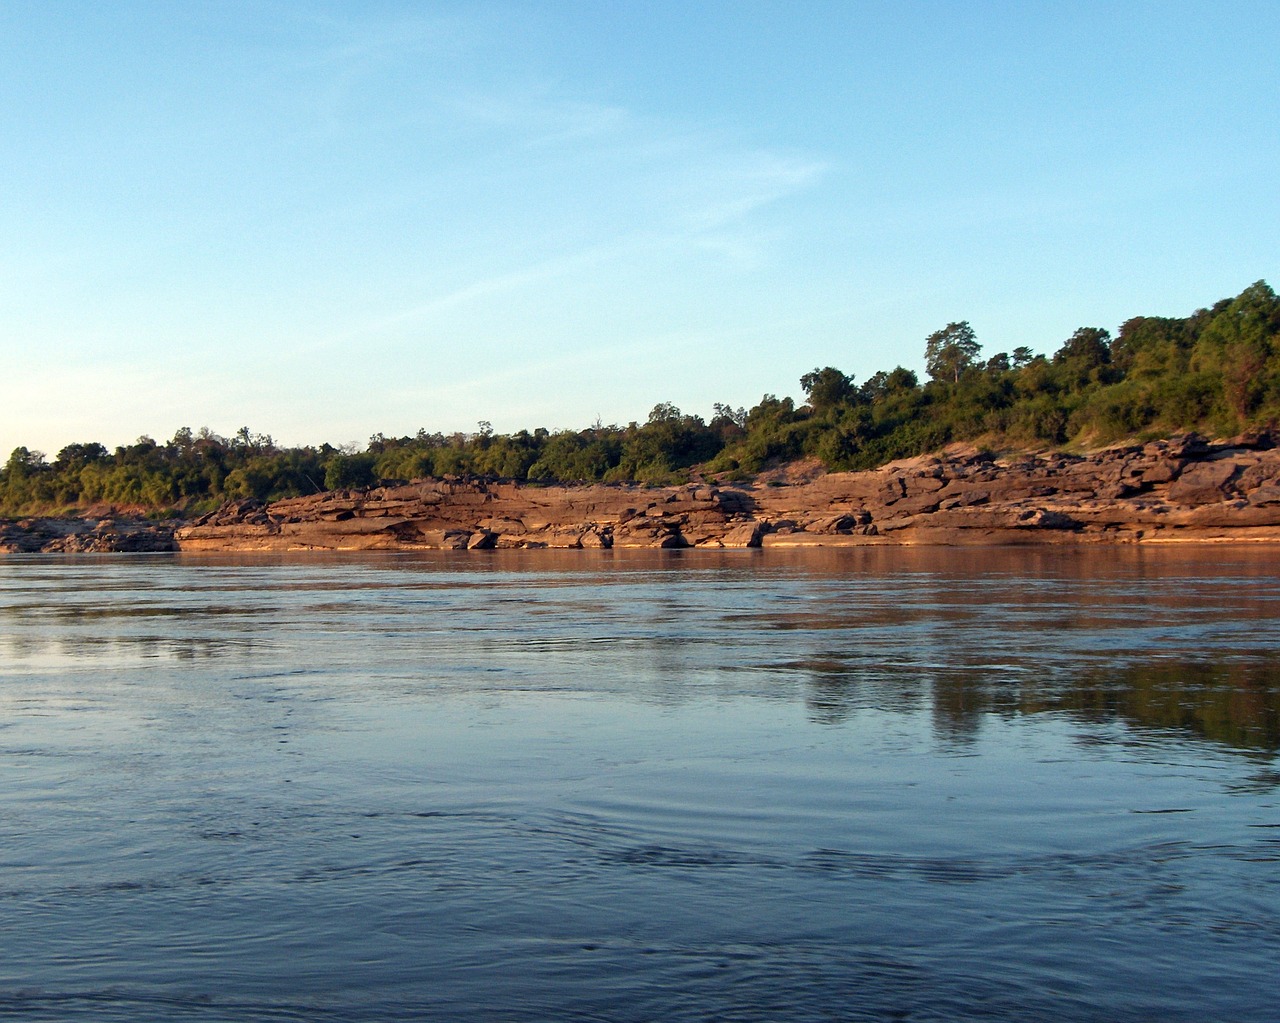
[1054,327,1111,368]
[2,447,48,507]
[1053,327,1113,390]
[800,366,855,411]
[1011,346,1036,369]
[924,322,981,383]
[324,453,377,490]
[1190,281,1280,422]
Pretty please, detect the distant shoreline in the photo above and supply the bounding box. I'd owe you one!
[7,433,1280,554]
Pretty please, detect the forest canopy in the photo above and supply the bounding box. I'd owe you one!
[4,281,1279,516]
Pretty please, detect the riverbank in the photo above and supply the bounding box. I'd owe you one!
[7,432,1280,553]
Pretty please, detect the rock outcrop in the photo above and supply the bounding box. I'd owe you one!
[166,433,1280,552]
[0,517,177,553]
[8,434,1280,554]
[173,481,764,552]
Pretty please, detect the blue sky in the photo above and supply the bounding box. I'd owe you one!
[2,1,1277,456]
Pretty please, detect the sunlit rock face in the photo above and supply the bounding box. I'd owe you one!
[167,433,1280,552]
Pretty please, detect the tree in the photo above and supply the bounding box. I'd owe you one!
[885,366,919,392]
[1011,346,1036,369]
[53,442,108,473]
[1111,316,1191,376]
[324,453,377,490]
[1190,281,1280,421]
[800,367,855,412]
[647,402,681,424]
[4,447,45,476]
[1053,327,1111,368]
[711,403,746,429]
[2,447,50,508]
[1052,327,1113,391]
[924,322,981,383]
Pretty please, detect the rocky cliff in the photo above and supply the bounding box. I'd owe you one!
[167,433,1280,552]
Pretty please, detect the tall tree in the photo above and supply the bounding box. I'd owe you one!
[924,322,981,383]
[800,366,855,411]
[1053,327,1112,368]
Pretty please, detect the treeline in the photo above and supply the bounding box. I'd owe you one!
[3,280,1279,516]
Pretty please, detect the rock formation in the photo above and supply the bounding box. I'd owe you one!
[167,433,1280,552]
[0,517,177,553]
[7,433,1280,554]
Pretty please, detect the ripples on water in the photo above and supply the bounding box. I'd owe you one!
[1,547,1277,1022]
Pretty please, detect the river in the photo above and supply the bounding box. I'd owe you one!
[1,547,1277,1021]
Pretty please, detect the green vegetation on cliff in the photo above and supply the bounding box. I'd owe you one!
[4,280,1279,515]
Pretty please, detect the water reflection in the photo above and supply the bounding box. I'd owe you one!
[1,549,1279,1022]
[1,632,252,667]
[1069,660,1280,752]
[792,656,1280,754]
[4,548,1280,756]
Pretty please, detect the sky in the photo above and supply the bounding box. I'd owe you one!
[2,0,1278,457]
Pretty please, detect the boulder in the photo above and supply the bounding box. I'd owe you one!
[579,527,612,549]
[721,522,765,547]
[1015,509,1080,530]
[1137,460,1181,484]
[1248,484,1280,506]
[1167,460,1240,505]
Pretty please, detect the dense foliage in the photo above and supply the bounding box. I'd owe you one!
[4,281,1279,515]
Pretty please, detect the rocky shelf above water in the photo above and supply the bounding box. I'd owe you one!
[8,434,1280,554]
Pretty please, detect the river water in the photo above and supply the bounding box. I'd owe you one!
[0,547,1277,1022]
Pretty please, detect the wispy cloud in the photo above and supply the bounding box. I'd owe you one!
[335,244,614,342]
[674,150,829,232]
[243,11,832,361]
[450,90,630,147]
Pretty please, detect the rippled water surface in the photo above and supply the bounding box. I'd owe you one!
[1,547,1278,1022]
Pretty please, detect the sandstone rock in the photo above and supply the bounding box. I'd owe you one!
[1228,429,1276,450]
[1248,484,1280,506]
[1167,460,1240,505]
[811,514,860,534]
[481,517,528,534]
[1166,433,1212,459]
[903,475,946,496]
[579,527,612,548]
[1136,459,1181,484]
[1095,482,1140,500]
[721,523,764,547]
[1236,460,1280,491]
[1015,509,1080,530]
[893,494,943,516]
[879,477,906,503]
[614,518,687,548]
[1180,502,1280,527]
[20,435,1280,559]
[2,517,177,553]
[715,489,754,513]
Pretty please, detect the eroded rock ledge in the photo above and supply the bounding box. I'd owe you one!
[168,433,1280,552]
[7,434,1280,554]
[0,516,178,554]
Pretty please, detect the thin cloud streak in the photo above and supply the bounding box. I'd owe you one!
[276,89,830,358]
